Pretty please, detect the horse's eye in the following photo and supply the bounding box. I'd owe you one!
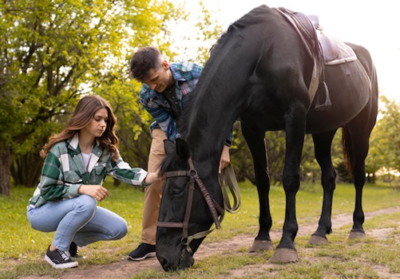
[171,187,183,197]
[169,184,185,198]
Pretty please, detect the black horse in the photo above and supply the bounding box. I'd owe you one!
[156,5,378,271]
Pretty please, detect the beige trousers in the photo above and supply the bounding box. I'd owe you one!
[141,129,167,245]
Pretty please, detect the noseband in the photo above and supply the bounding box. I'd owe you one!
[156,157,225,249]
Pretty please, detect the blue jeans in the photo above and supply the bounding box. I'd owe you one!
[27,195,127,251]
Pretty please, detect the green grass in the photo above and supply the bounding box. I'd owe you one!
[1,180,400,278]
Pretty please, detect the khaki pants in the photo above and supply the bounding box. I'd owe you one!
[141,129,167,245]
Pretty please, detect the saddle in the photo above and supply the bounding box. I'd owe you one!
[308,15,357,65]
[277,7,357,111]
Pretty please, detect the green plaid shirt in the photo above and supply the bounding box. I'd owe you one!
[29,133,148,208]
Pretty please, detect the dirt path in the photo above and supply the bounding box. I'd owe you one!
[20,206,400,279]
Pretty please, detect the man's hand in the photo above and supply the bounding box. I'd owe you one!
[219,145,230,174]
[78,185,110,201]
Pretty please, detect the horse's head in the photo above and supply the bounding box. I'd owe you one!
[156,138,223,271]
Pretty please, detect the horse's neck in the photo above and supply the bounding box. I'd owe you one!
[185,100,236,162]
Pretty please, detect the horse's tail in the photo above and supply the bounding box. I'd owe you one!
[341,127,353,175]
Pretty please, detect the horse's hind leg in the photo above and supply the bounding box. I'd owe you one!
[343,126,371,239]
[309,129,338,245]
[240,122,274,252]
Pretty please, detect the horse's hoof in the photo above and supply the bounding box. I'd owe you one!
[249,240,274,252]
[269,248,298,263]
[349,231,366,239]
[309,234,328,245]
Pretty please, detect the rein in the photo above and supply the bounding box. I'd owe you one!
[157,157,241,249]
[219,164,241,214]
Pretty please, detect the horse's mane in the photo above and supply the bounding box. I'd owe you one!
[177,98,193,140]
[160,152,180,175]
[210,4,272,54]
[159,142,191,175]
[178,5,273,142]
[228,4,272,30]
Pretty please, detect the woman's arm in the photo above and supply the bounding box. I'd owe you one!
[106,154,161,186]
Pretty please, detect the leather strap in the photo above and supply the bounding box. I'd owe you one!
[157,156,242,249]
[218,164,241,214]
[188,158,222,229]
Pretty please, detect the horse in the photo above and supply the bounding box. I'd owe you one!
[155,5,378,271]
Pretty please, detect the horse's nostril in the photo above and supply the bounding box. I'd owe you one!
[158,256,170,271]
[158,256,166,266]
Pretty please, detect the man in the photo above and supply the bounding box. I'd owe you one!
[128,46,232,261]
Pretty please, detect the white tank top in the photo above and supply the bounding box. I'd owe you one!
[82,152,91,172]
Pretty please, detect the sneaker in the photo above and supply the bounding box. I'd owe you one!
[128,243,156,261]
[69,242,79,258]
[45,245,78,269]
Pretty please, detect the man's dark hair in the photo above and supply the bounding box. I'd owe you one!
[130,46,162,82]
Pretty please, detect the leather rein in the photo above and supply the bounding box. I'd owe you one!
[156,157,225,249]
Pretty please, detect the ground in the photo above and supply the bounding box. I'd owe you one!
[17,206,400,279]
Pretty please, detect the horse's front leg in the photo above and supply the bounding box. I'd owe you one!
[270,101,308,263]
[241,123,273,252]
[309,130,337,244]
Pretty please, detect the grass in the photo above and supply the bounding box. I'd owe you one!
[1,179,400,278]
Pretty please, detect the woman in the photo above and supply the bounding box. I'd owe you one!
[27,94,160,269]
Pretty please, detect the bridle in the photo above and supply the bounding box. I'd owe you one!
[156,157,225,250]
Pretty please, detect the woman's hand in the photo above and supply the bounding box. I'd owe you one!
[219,145,231,173]
[144,172,163,184]
[78,185,109,201]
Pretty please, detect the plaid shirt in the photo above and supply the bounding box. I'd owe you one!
[139,62,232,146]
[139,62,201,141]
[29,133,148,208]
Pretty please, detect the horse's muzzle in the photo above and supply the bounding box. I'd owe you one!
[158,247,194,272]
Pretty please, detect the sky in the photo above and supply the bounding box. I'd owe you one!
[179,0,400,102]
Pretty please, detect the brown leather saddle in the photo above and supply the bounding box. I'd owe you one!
[308,15,357,65]
[276,7,357,111]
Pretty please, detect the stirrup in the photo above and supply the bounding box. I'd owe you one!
[314,81,332,111]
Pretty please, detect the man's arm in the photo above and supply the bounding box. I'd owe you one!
[140,88,178,140]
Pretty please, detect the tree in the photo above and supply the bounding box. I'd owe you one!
[165,1,222,64]
[231,126,344,186]
[367,95,400,182]
[0,0,181,195]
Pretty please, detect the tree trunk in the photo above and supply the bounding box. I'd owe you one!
[11,151,43,187]
[0,145,12,196]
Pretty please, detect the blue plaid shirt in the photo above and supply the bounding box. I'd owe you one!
[139,62,232,146]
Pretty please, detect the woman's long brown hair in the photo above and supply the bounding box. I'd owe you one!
[40,95,120,161]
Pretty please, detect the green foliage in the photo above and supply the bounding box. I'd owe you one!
[0,0,222,191]
[367,95,400,175]
[232,127,344,186]
[165,1,222,65]
[1,0,182,188]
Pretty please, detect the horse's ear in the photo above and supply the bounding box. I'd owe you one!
[175,138,191,160]
[164,139,176,155]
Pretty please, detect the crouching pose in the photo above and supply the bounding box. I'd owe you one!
[27,94,160,269]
